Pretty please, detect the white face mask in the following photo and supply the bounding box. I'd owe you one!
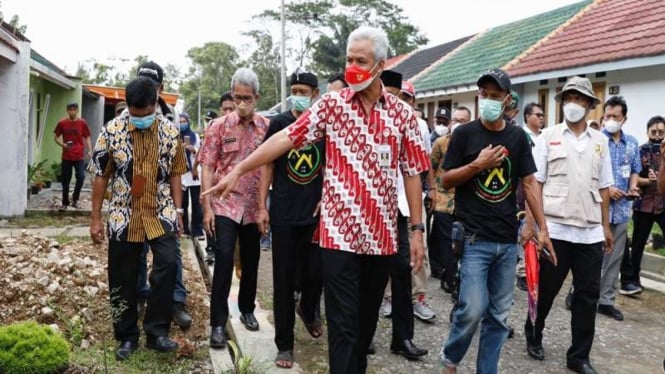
[563,102,587,123]
[604,119,622,133]
[434,124,449,136]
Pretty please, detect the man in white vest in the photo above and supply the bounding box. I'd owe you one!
[523,76,614,374]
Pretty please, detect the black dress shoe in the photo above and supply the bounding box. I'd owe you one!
[597,304,624,321]
[565,289,573,310]
[516,276,528,291]
[172,302,192,329]
[367,341,376,355]
[567,361,598,374]
[146,336,178,353]
[240,312,259,331]
[390,339,428,360]
[526,343,544,360]
[115,340,137,361]
[210,326,227,349]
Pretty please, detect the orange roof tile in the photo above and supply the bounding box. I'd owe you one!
[83,84,179,106]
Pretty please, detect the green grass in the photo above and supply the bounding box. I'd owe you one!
[627,219,665,257]
[53,234,88,245]
[6,213,91,228]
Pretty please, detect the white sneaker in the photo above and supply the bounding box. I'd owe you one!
[380,297,392,318]
[413,300,436,321]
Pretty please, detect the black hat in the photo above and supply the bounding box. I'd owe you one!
[137,61,164,84]
[290,68,318,88]
[66,102,78,109]
[435,107,450,119]
[380,70,403,89]
[205,110,218,120]
[477,68,511,92]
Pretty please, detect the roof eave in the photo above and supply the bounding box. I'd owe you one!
[30,59,77,89]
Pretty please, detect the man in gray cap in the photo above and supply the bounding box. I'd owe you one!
[522,76,614,374]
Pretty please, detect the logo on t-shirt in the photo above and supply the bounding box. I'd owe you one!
[287,144,322,185]
[474,157,512,203]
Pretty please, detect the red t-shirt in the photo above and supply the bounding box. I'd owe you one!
[54,118,90,161]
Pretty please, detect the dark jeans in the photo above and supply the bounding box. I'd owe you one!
[272,224,322,352]
[525,239,603,365]
[182,186,204,237]
[210,216,260,327]
[61,159,85,206]
[390,213,414,343]
[108,234,177,342]
[430,211,456,284]
[622,210,665,286]
[322,248,392,374]
[137,239,187,303]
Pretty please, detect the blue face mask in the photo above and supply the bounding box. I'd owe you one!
[291,95,312,112]
[478,98,505,122]
[130,113,156,129]
[179,123,189,132]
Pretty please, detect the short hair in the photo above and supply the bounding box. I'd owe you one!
[219,91,233,106]
[231,68,260,95]
[125,77,157,109]
[523,102,543,122]
[454,106,471,118]
[647,115,665,130]
[347,26,390,62]
[66,102,78,110]
[327,73,348,87]
[604,95,627,117]
[414,107,426,121]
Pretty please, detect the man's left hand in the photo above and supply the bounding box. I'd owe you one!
[536,229,557,266]
[410,231,425,273]
[176,213,185,238]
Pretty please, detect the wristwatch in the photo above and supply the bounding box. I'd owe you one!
[176,208,184,214]
[410,223,425,232]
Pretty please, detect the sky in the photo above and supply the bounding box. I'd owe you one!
[1,0,582,77]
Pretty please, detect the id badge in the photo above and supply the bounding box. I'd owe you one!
[378,145,391,168]
[620,164,630,179]
[131,174,146,197]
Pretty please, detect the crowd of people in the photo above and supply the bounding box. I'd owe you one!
[76,24,665,374]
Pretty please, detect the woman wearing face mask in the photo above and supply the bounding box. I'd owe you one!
[178,113,204,240]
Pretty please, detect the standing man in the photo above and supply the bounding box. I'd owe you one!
[622,116,665,294]
[54,102,91,210]
[258,68,324,368]
[523,102,545,141]
[219,91,235,116]
[88,77,186,360]
[203,26,429,374]
[523,76,613,374]
[598,96,641,321]
[199,68,269,349]
[439,69,553,374]
[431,108,451,143]
[137,61,176,122]
[326,73,348,92]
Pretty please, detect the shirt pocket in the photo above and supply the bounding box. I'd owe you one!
[222,141,240,153]
[547,148,568,177]
[584,189,603,224]
[543,183,568,218]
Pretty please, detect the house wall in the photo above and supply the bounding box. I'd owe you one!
[82,94,105,147]
[416,90,478,127]
[0,41,30,217]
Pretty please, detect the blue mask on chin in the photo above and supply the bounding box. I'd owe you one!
[130,113,156,129]
[179,123,190,132]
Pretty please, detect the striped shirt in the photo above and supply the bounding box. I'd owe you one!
[88,112,187,242]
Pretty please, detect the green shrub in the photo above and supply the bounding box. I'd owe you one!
[0,321,70,374]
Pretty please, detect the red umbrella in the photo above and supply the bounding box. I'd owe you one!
[524,239,540,328]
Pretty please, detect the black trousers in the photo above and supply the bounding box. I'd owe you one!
[322,248,392,374]
[390,213,414,343]
[622,210,665,286]
[108,234,177,342]
[182,185,204,237]
[430,211,456,284]
[525,239,603,365]
[272,223,322,352]
[210,216,260,327]
[61,159,85,206]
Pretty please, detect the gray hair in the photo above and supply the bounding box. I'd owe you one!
[347,26,390,62]
[231,67,260,95]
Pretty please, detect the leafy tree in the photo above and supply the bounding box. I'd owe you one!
[242,29,281,110]
[0,2,28,35]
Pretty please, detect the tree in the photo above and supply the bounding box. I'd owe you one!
[0,2,28,35]
[243,29,281,110]
[178,42,239,127]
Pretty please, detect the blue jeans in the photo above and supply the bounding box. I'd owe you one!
[441,240,517,374]
[137,239,187,303]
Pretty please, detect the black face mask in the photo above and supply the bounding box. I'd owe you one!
[649,137,663,144]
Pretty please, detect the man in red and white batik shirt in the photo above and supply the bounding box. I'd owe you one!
[202,26,429,374]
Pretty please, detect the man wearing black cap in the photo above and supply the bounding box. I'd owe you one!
[439,68,552,374]
[54,102,92,210]
[137,61,175,122]
[256,68,323,368]
[432,107,451,143]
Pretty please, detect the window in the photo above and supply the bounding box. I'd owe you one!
[538,89,549,128]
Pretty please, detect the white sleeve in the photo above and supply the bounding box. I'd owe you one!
[417,118,432,155]
[533,135,548,183]
[599,144,614,188]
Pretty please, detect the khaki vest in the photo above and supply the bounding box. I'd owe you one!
[541,124,607,228]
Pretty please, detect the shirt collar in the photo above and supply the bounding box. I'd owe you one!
[343,86,390,106]
[602,128,626,143]
[561,122,592,139]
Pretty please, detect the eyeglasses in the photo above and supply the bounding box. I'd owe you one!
[232,95,254,103]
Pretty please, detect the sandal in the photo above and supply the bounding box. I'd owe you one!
[296,304,323,338]
[275,350,294,368]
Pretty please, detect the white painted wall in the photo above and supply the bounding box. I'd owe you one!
[0,41,31,216]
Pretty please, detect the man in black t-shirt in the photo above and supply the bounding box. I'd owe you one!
[257,68,324,369]
[439,69,553,374]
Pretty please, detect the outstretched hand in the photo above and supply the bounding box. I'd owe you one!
[201,170,240,200]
